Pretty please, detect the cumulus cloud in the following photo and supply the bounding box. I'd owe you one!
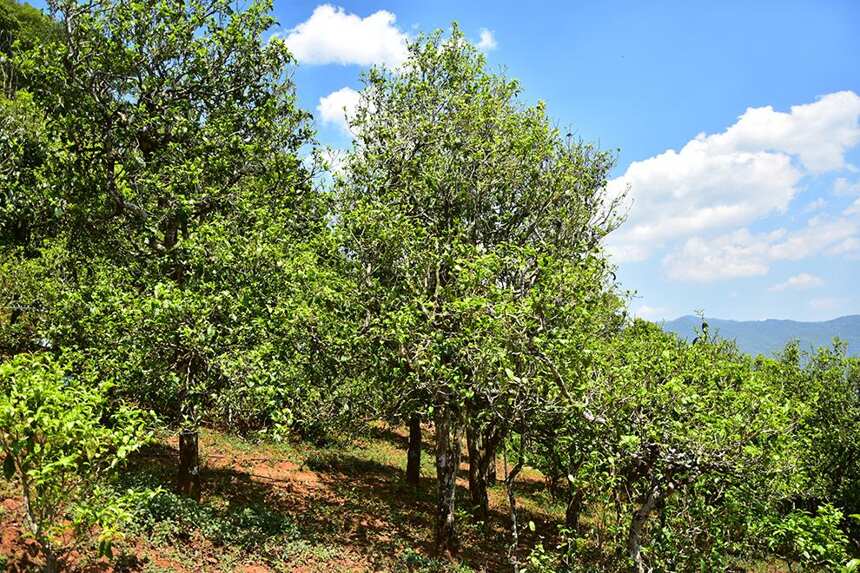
[702,91,860,173]
[317,87,361,133]
[662,229,773,281]
[607,149,801,261]
[284,5,409,67]
[768,273,824,292]
[606,91,860,263]
[663,216,860,281]
[476,29,497,51]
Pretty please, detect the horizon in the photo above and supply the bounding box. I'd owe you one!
[661,312,860,324]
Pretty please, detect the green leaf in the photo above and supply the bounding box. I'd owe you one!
[619,435,640,450]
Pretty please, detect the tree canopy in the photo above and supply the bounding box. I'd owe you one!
[0,4,857,572]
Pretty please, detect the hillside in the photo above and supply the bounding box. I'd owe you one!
[2,0,858,570]
[0,426,561,572]
[662,314,860,357]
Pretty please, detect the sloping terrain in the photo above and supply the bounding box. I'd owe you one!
[0,427,561,573]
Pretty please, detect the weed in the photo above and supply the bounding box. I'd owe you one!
[130,488,298,552]
[395,548,475,573]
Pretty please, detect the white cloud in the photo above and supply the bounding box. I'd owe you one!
[606,91,860,263]
[767,216,858,260]
[827,236,860,257]
[633,305,670,321]
[606,242,650,263]
[319,147,348,175]
[476,29,497,51]
[284,4,409,67]
[607,149,800,261]
[768,273,824,292]
[702,91,860,173]
[663,216,860,282]
[663,229,773,281]
[804,198,827,212]
[844,197,860,216]
[834,177,860,196]
[317,87,361,133]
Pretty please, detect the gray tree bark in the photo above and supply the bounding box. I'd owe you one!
[434,404,462,556]
[628,487,660,573]
[467,425,500,523]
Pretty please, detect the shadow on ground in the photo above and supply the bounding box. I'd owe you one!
[125,432,559,571]
[0,430,563,572]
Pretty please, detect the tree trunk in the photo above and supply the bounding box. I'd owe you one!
[505,441,526,573]
[466,425,489,522]
[565,487,584,531]
[406,413,422,484]
[628,488,659,573]
[486,447,497,486]
[43,551,59,573]
[434,404,462,556]
[178,428,201,501]
[43,547,59,573]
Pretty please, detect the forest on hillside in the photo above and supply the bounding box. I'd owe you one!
[663,316,860,359]
[1,0,859,571]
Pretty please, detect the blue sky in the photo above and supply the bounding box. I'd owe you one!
[31,0,860,321]
[272,1,860,322]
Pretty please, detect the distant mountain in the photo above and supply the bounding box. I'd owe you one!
[661,314,860,357]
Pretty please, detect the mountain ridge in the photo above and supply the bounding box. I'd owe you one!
[661,314,860,357]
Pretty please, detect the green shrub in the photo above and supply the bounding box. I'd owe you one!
[131,487,298,550]
[395,548,475,572]
[756,504,850,570]
[0,353,150,571]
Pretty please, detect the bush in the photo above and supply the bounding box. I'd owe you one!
[130,487,298,551]
[756,504,850,571]
[0,353,151,571]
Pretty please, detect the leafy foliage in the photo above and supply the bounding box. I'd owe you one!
[755,504,850,570]
[0,0,59,93]
[0,2,856,569]
[0,353,151,569]
[0,0,357,439]
[337,26,623,555]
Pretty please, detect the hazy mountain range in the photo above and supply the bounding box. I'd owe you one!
[662,315,860,358]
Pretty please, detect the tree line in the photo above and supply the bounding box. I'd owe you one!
[1,0,858,571]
